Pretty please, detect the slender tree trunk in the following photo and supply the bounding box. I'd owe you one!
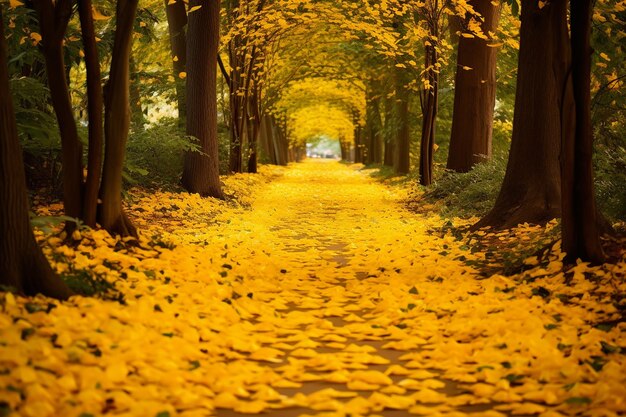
[419,43,438,186]
[562,0,605,263]
[0,11,71,300]
[371,93,383,164]
[79,0,104,228]
[447,0,501,172]
[474,0,569,229]
[247,90,261,173]
[164,0,187,128]
[395,68,410,174]
[36,0,83,220]
[383,94,395,167]
[98,0,140,237]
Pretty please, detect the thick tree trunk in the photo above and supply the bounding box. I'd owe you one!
[99,0,139,237]
[36,0,83,220]
[395,68,410,174]
[181,0,224,198]
[447,0,501,172]
[419,44,438,186]
[164,0,187,128]
[474,0,569,229]
[78,0,104,228]
[0,11,71,300]
[561,0,605,263]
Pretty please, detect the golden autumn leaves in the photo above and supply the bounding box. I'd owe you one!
[1,161,625,417]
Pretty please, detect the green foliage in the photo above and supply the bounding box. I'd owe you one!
[125,118,200,187]
[594,143,626,222]
[10,77,60,156]
[422,154,508,218]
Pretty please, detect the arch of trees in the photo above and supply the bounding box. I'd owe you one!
[2,0,623,297]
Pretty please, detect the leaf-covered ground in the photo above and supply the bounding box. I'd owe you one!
[1,161,625,417]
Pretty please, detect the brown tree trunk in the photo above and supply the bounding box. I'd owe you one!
[79,0,104,228]
[371,94,383,164]
[395,68,410,174]
[561,0,605,263]
[99,0,139,237]
[36,0,83,220]
[447,0,501,172]
[419,43,438,186]
[383,94,395,167]
[181,0,224,198]
[0,11,71,300]
[474,0,569,229]
[247,88,261,173]
[164,0,187,128]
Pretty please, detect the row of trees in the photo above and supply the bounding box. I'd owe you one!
[0,0,619,298]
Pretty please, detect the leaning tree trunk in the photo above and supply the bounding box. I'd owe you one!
[561,0,605,263]
[181,0,224,198]
[36,0,83,220]
[0,11,71,300]
[419,42,438,186]
[164,0,187,128]
[78,0,104,228]
[447,0,501,172]
[99,0,139,237]
[474,0,569,229]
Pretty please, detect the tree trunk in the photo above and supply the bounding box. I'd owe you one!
[181,0,224,198]
[0,10,71,300]
[561,0,605,263]
[395,68,410,174]
[474,0,569,229]
[36,0,83,220]
[447,0,501,172]
[371,93,383,164]
[79,0,104,228]
[99,0,139,237]
[383,94,395,167]
[419,43,438,186]
[164,0,187,128]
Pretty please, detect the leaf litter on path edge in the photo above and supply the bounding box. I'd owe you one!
[1,160,625,417]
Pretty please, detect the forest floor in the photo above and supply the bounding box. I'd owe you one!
[1,160,625,417]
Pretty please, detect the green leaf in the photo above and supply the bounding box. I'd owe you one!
[156,412,171,417]
[79,413,95,417]
[600,341,621,354]
[565,397,592,405]
[409,286,419,295]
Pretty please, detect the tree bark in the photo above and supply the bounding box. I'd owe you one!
[78,0,104,228]
[474,0,569,229]
[394,68,410,174]
[36,0,83,220]
[181,0,224,198]
[164,0,187,128]
[0,10,71,300]
[561,0,605,263]
[383,94,395,167]
[447,0,501,172]
[419,43,438,186]
[99,0,139,237]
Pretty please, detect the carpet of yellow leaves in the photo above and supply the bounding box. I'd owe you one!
[1,160,625,417]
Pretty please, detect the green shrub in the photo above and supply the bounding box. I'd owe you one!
[421,154,508,218]
[125,118,199,187]
[594,143,626,222]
